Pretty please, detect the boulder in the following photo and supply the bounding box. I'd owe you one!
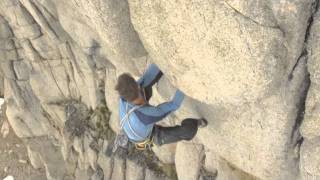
[300,138,320,180]
[300,10,320,179]
[75,167,94,180]
[56,0,147,75]
[203,149,219,176]
[104,65,120,133]
[0,119,9,138]
[0,18,13,39]
[126,159,145,180]
[216,159,259,180]
[175,142,204,180]
[91,166,104,180]
[110,156,125,180]
[26,136,68,180]
[12,60,31,81]
[128,0,293,105]
[301,10,320,140]
[152,143,176,164]
[27,145,43,169]
[5,79,52,138]
[145,168,168,180]
[97,140,112,180]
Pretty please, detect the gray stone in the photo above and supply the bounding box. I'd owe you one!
[301,10,320,140]
[75,166,94,180]
[13,4,36,26]
[300,138,320,180]
[3,49,19,62]
[128,0,289,105]
[0,39,15,51]
[30,35,60,58]
[73,136,84,164]
[97,140,112,180]
[61,43,101,109]
[84,135,98,171]
[43,103,67,129]
[145,169,167,180]
[29,59,71,103]
[105,65,120,133]
[152,143,176,164]
[270,0,314,72]
[19,0,59,40]
[0,20,13,39]
[63,147,78,175]
[175,142,204,180]
[301,89,320,140]
[204,149,218,176]
[27,146,43,169]
[1,60,17,80]
[5,79,52,138]
[0,0,19,7]
[13,60,30,80]
[0,119,9,138]
[54,0,147,75]
[13,23,42,40]
[20,39,42,61]
[111,156,125,180]
[126,159,144,180]
[91,166,104,180]
[216,158,259,180]
[26,137,67,180]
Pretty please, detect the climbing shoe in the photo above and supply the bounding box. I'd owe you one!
[197,118,208,128]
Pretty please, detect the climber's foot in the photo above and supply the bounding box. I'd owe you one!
[197,118,208,128]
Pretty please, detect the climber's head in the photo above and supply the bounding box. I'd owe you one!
[115,73,145,105]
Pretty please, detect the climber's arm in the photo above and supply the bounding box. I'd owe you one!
[135,90,185,125]
[137,63,163,88]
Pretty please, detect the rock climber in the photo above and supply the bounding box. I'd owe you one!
[115,63,207,150]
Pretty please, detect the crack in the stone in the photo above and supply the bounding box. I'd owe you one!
[290,0,320,141]
[288,50,308,81]
[21,0,59,39]
[290,70,310,142]
[109,156,115,180]
[24,38,67,98]
[223,1,283,31]
[33,0,58,21]
[288,2,320,175]
[45,59,68,98]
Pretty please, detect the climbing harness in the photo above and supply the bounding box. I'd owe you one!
[112,100,156,152]
[134,136,154,150]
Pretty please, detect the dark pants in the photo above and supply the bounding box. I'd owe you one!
[152,118,199,146]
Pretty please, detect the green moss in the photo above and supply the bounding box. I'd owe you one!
[91,102,178,179]
[161,163,178,180]
[92,104,115,140]
[126,147,178,179]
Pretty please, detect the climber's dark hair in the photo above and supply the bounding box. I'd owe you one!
[115,73,139,102]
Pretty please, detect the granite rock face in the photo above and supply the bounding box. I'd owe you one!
[0,0,319,179]
[300,8,320,180]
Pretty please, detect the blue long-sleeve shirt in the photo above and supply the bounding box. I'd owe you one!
[119,63,185,142]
